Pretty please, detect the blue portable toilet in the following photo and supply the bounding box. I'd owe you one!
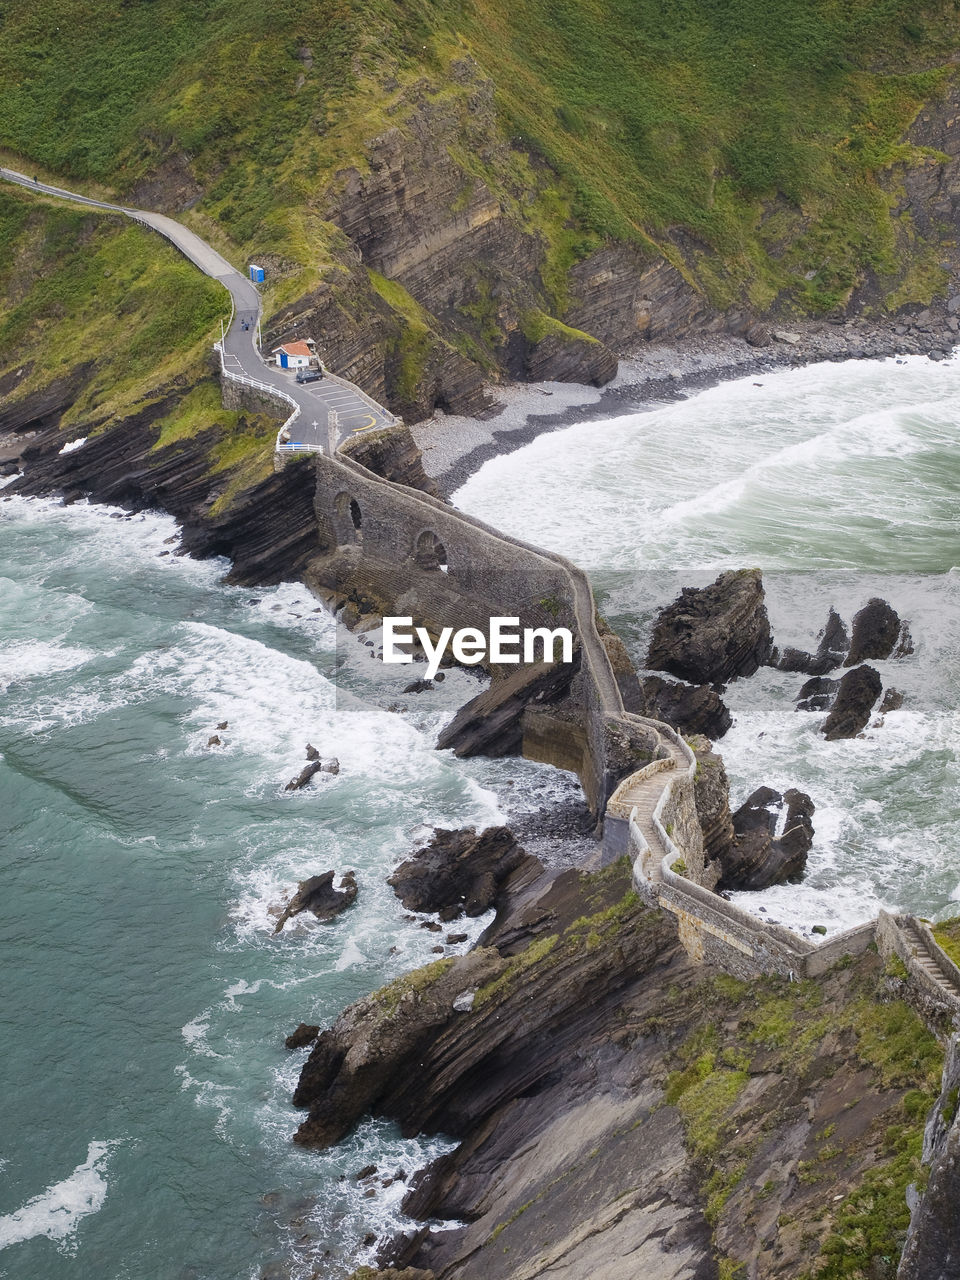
[249,264,265,283]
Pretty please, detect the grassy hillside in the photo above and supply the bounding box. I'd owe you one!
[0,187,278,500]
[1,0,956,316]
[0,189,223,418]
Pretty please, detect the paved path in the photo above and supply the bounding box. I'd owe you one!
[0,167,394,450]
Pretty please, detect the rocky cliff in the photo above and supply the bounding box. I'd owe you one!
[285,858,945,1280]
[3,375,323,586]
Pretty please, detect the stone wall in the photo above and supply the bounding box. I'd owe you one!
[304,447,663,814]
[220,377,291,421]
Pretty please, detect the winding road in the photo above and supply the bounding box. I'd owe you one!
[0,167,395,449]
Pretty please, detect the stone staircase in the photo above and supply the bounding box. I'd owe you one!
[605,726,691,883]
[899,918,960,1003]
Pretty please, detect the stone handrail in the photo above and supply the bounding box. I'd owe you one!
[915,917,960,992]
[605,758,675,820]
[877,911,960,1016]
[659,855,815,957]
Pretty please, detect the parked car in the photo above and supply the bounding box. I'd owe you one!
[296,367,323,384]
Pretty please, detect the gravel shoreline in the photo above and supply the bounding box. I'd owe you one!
[410,307,960,494]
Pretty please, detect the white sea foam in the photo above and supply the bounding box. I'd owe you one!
[0,1140,121,1255]
[0,640,95,695]
[58,437,86,455]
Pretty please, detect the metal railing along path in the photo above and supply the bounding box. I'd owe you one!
[213,342,302,450]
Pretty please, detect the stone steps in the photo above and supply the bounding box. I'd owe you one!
[901,921,960,998]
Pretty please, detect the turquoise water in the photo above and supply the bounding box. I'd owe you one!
[0,495,580,1279]
[3,350,959,1278]
[455,353,960,936]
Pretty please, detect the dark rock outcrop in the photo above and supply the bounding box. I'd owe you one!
[503,324,617,388]
[716,786,815,890]
[638,674,732,739]
[291,878,675,1150]
[880,688,905,713]
[285,1023,321,1050]
[403,679,435,695]
[388,827,537,922]
[273,871,358,933]
[292,947,508,1147]
[796,676,839,712]
[436,657,579,759]
[9,380,324,587]
[845,598,904,666]
[348,1266,435,1280]
[285,761,324,790]
[897,1121,960,1280]
[822,665,883,740]
[777,608,849,675]
[689,736,735,867]
[341,425,441,498]
[646,569,773,685]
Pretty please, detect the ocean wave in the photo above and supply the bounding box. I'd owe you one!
[0,1140,122,1255]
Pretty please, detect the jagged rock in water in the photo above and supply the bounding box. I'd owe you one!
[206,734,222,747]
[796,676,839,712]
[321,758,340,775]
[285,760,323,790]
[879,688,904,713]
[777,608,849,675]
[402,679,435,694]
[305,743,320,761]
[292,948,508,1147]
[646,569,773,685]
[894,621,916,657]
[639,674,732,739]
[388,827,536,922]
[822,665,882,740]
[716,786,815,890]
[844,598,903,666]
[688,736,735,866]
[285,1023,321,1050]
[273,871,358,932]
[436,657,579,759]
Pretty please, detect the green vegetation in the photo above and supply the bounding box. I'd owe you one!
[932,916,960,969]
[474,934,557,1007]
[371,956,456,1016]
[0,188,224,422]
[519,308,599,346]
[0,188,280,511]
[657,963,942,1279]
[1,0,957,324]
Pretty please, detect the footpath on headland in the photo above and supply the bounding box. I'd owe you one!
[5,164,960,1029]
[0,167,394,446]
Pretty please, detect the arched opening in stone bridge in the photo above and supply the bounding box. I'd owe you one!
[333,491,363,545]
[414,530,449,574]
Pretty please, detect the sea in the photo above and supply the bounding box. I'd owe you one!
[0,350,958,1278]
